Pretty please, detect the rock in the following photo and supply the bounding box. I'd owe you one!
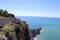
[0,34,8,40]
[29,28,42,38]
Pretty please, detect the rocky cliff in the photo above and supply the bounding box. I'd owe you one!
[0,9,42,40]
[30,28,42,38]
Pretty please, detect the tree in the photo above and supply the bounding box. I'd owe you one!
[0,9,3,16]
[8,13,15,17]
[3,10,8,17]
[0,9,15,17]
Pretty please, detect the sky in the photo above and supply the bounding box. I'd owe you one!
[0,0,60,18]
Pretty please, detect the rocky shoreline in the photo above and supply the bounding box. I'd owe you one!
[30,28,42,40]
[0,9,42,40]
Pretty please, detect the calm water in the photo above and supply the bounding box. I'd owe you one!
[16,16,60,40]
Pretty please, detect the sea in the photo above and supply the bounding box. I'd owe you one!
[16,16,60,40]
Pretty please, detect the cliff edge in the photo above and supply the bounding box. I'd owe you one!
[0,9,42,40]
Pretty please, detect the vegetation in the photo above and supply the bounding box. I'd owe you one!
[3,23,11,32]
[0,23,16,39]
[0,23,11,34]
[9,32,16,38]
[0,9,37,40]
[0,9,15,17]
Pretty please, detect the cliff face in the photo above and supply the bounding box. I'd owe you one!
[0,17,31,40]
[0,9,42,40]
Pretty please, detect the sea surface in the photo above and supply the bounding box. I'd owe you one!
[16,16,60,40]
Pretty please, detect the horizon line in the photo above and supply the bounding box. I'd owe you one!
[15,15,60,18]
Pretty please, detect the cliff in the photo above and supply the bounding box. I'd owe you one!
[0,9,42,40]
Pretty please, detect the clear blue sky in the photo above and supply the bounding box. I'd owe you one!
[0,0,60,18]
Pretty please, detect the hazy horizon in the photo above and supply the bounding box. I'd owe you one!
[16,15,60,18]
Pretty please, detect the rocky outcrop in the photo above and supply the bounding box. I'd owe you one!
[29,28,42,38]
[0,9,42,40]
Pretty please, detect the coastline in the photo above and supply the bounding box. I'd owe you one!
[31,28,43,40]
[40,28,44,32]
[34,28,43,40]
[34,37,36,40]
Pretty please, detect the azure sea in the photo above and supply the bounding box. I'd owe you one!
[16,16,60,40]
